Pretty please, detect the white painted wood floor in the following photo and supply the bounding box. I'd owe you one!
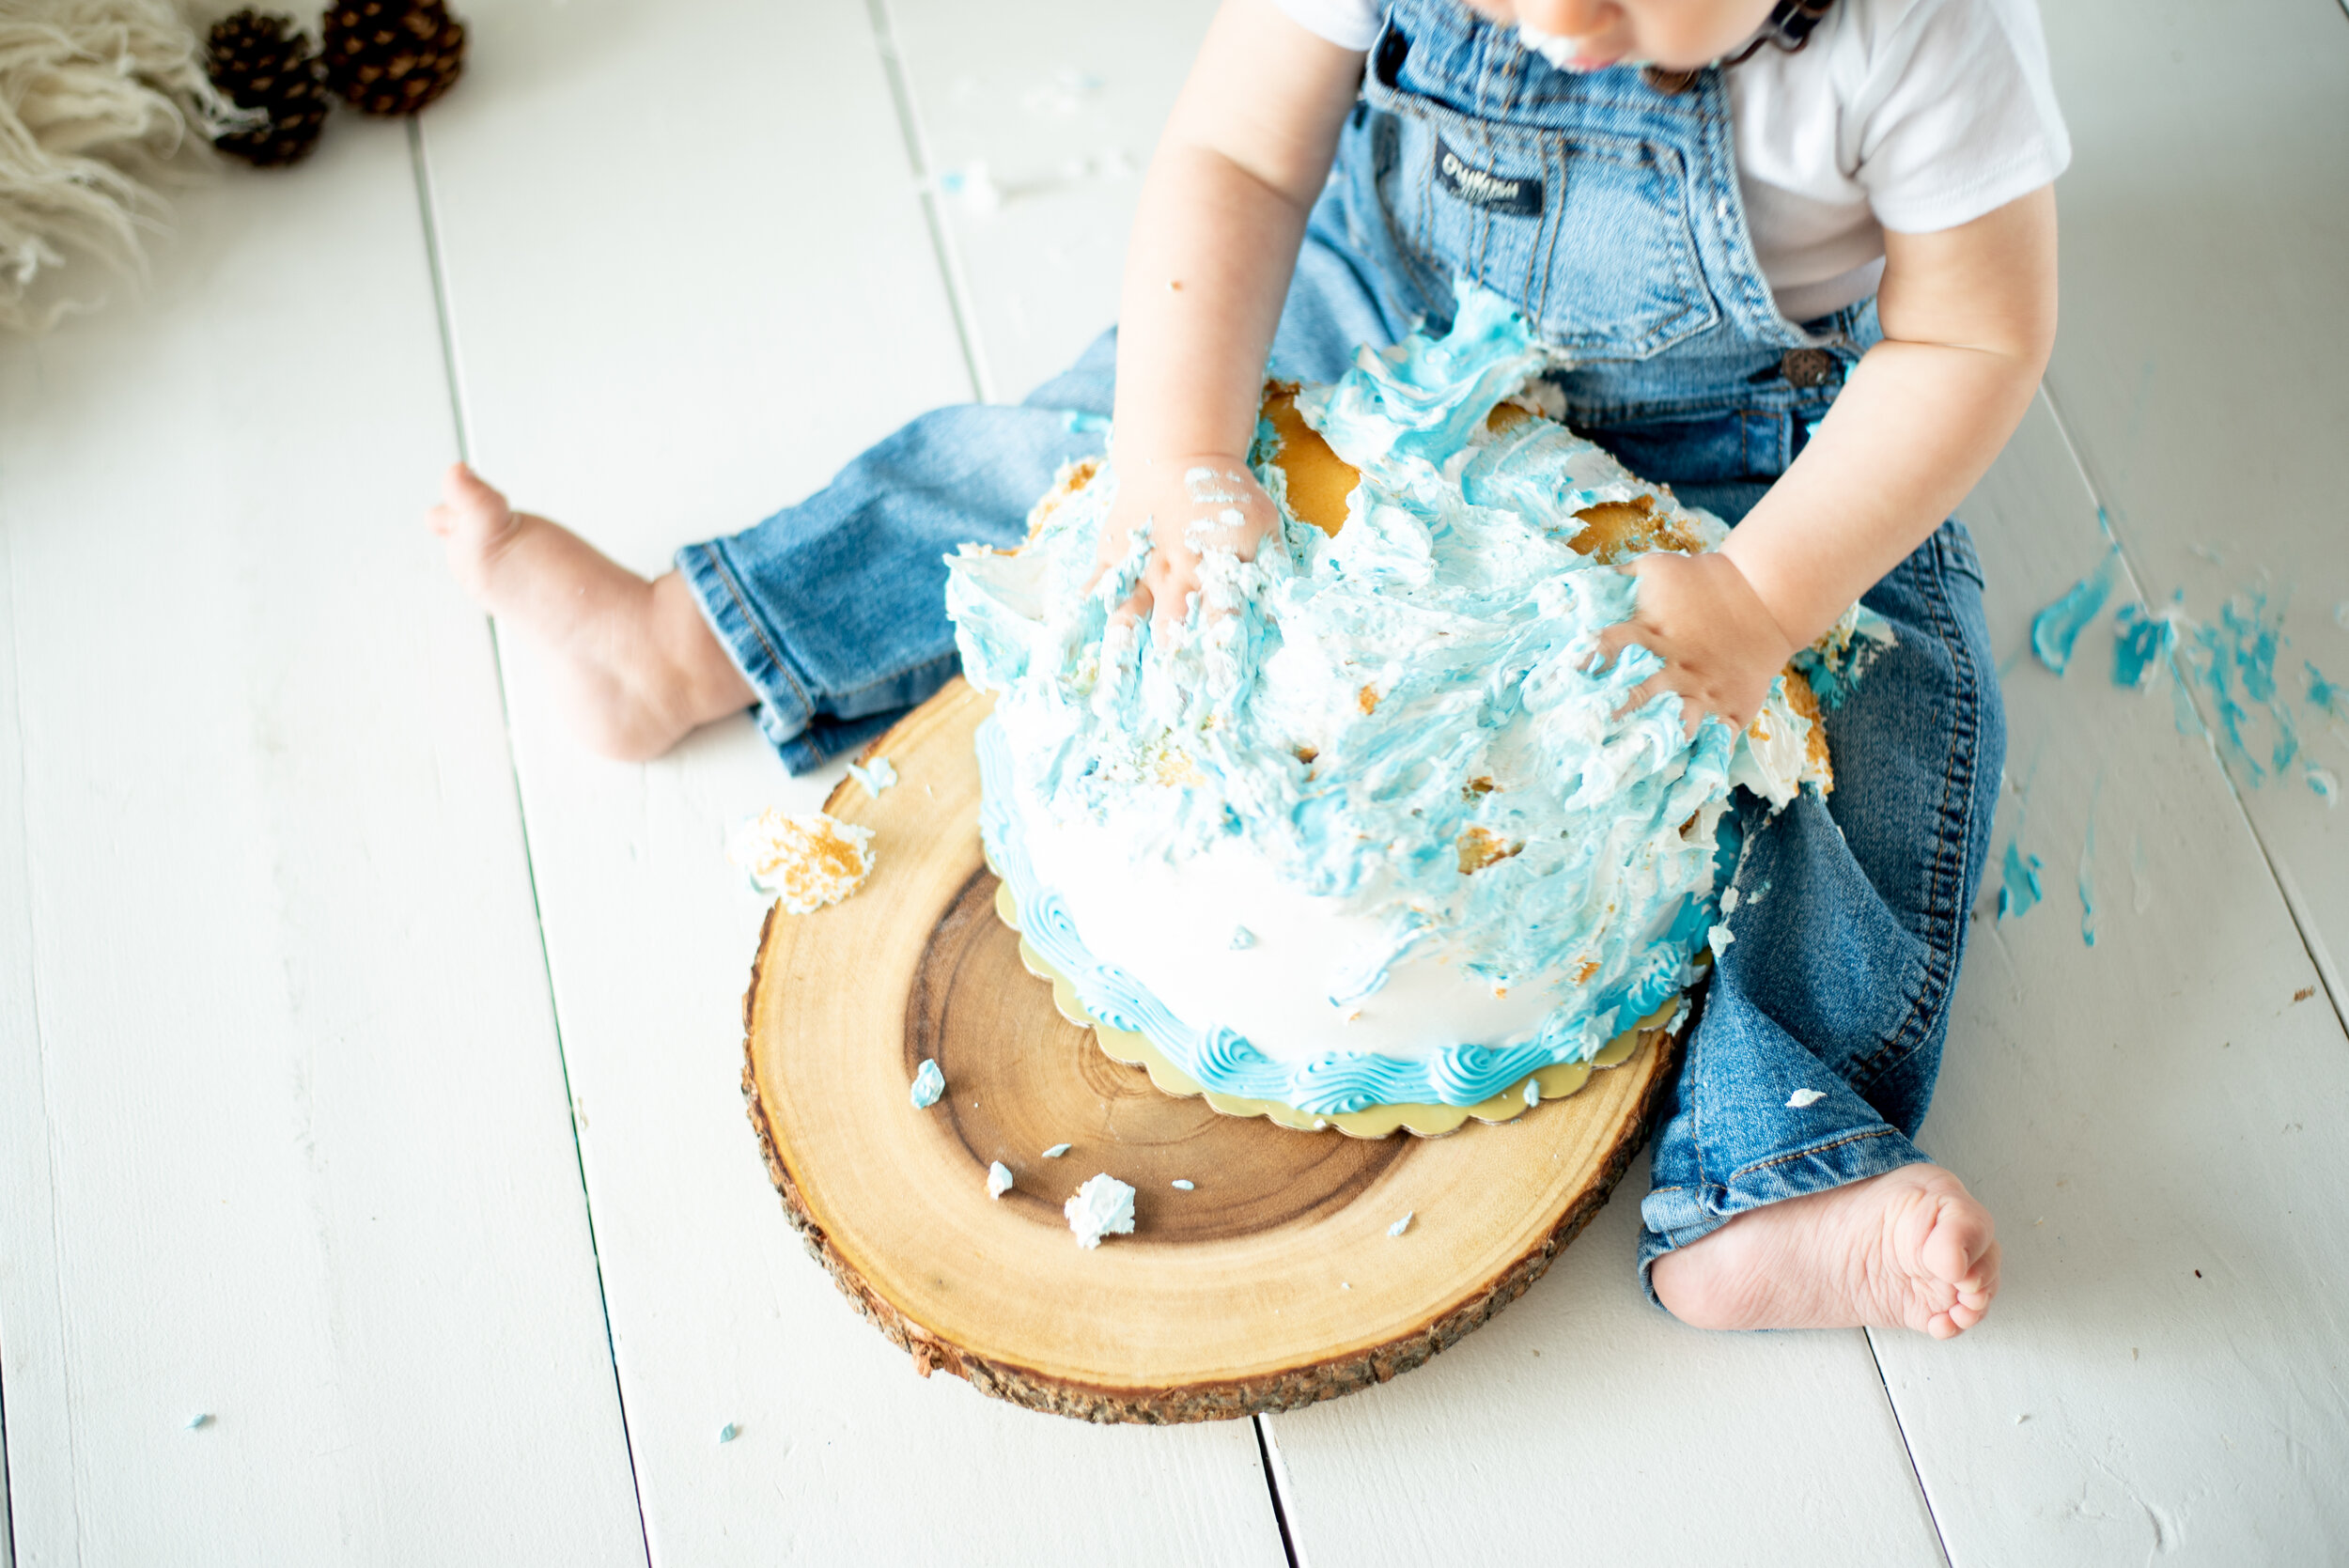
[3,1,2343,1562]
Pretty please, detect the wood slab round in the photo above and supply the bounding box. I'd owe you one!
[742,679,1683,1424]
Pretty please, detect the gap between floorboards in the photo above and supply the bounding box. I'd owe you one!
[1859,1327,1957,1568]
[862,0,995,404]
[1252,1414,1302,1568]
[1,1353,17,1568]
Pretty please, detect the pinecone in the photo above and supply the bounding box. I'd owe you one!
[206,10,330,167]
[319,0,468,117]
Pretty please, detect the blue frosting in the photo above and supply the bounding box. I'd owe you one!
[2111,601,2178,690]
[948,282,1859,1116]
[2031,547,2121,675]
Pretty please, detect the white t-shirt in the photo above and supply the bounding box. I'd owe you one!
[1273,0,2071,320]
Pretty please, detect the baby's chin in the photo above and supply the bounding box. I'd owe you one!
[1513,23,1653,74]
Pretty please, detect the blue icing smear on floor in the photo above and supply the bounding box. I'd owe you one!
[2077,773,2102,948]
[2025,554,2346,806]
[1996,750,2044,924]
[2030,545,2121,675]
[2111,601,2178,690]
[2310,661,2346,722]
[2181,593,2302,783]
[2012,532,2349,936]
[1999,841,2045,923]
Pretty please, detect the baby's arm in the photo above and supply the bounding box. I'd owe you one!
[1600,185,2061,731]
[1089,0,1364,626]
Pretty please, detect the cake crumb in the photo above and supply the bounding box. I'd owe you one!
[1042,1142,1072,1158]
[1388,1211,1413,1237]
[1229,925,1256,950]
[1787,1088,1826,1109]
[1708,922,1735,953]
[910,1059,945,1110]
[988,1161,1015,1200]
[1066,1173,1136,1249]
[847,755,897,797]
[1171,1178,1194,1190]
[1457,825,1524,874]
[1522,1079,1540,1107]
[729,808,875,913]
[186,1413,212,1431]
[717,1422,739,1444]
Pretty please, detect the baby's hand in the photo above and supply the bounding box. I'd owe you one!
[1086,455,1279,629]
[1594,551,1798,737]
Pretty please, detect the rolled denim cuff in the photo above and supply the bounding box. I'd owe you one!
[677,540,821,763]
[1636,1125,1930,1311]
[677,541,960,775]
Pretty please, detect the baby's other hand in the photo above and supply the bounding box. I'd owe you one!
[1085,455,1279,630]
[1594,551,1797,737]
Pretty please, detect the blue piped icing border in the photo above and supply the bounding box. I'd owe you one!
[977,718,1688,1117]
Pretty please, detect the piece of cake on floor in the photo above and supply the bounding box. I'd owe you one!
[947,284,1884,1126]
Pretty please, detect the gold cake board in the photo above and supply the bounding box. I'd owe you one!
[741,678,1691,1424]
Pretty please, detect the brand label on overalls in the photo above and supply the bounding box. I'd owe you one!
[1435,138,1542,216]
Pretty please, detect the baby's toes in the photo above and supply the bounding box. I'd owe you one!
[1920,1196,1994,1281]
[439,462,512,532]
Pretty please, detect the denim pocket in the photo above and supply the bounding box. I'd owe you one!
[1366,47,1719,359]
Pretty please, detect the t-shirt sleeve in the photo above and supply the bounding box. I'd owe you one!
[1268,0,1383,52]
[1849,0,2072,234]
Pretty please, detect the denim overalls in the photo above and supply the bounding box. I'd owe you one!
[677,0,2005,1300]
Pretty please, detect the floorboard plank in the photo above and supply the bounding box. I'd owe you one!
[0,121,644,1565]
[2035,0,2349,1006]
[1264,1184,1950,1564]
[416,1,1287,1560]
[1872,398,2349,1564]
[883,0,1219,402]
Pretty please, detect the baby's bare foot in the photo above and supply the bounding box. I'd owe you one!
[426,463,754,761]
[1650,1164,1999,1339]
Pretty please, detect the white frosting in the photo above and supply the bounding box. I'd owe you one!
[1065,1173,1136,1249]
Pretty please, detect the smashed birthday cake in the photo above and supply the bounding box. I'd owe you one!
[946,286,1883,1125]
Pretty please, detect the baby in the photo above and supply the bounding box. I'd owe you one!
[431,0,2067,1337]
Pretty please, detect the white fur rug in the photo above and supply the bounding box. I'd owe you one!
[0,0,233,333]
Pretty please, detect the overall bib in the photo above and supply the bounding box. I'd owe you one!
[678,0,2005,1297]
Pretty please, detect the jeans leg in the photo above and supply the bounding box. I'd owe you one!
[677,332,1116,773]
[1638,519,2005,1304]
